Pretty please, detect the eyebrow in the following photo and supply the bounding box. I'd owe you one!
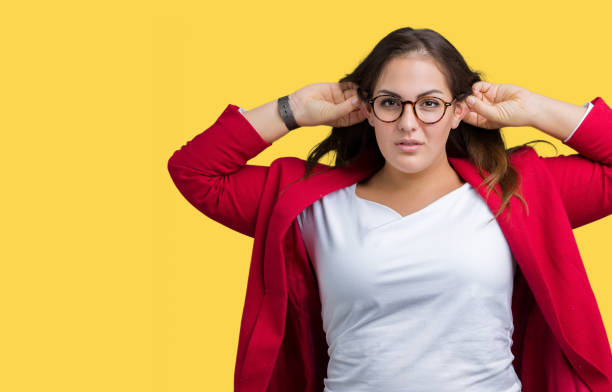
[375,89,445,99]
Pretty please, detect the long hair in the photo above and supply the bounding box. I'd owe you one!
[292,27,556,222]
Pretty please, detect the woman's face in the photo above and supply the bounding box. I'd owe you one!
[366,54,469,176]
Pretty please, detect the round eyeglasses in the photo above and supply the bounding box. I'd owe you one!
[368,95,455,124]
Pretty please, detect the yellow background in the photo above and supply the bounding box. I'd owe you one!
[1,0,611,391]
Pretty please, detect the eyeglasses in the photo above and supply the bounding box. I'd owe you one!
[367,95,455,124]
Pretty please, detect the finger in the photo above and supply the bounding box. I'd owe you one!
[350,106,368,125]
[472,81,492,94]
[466,94,498,121]
[342,99,369,127]
[331,83,347,105]
[343,87,357,102]
[462,111,477,125]
[339,81,359,92]
[473,81,499,103]
[333,95,362,124]
[339,82,357,99]
[471,85,484,101]
[462,111,486,128]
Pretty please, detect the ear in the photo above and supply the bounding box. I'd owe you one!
[451,101,469,129]
[366,104,374,127]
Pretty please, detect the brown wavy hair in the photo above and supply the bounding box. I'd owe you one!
[290,27,557,223]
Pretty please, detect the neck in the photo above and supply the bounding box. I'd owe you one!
[368,152,464,193]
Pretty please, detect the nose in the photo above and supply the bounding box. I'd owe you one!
[397,103,420,130]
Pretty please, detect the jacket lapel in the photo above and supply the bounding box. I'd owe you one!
[271,144,505,241]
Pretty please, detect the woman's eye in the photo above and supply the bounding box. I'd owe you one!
[420,100,439,107]
[381,98,399,107]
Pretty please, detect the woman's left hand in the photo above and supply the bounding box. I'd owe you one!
[463,82,537,129]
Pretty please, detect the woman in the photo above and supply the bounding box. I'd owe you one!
[168,27,612,391]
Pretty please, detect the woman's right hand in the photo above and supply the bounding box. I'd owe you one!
[288,82,368,128]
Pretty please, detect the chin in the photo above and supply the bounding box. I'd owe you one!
[388,157,431,174]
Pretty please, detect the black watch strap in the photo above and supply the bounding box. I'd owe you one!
[277,95,299,131]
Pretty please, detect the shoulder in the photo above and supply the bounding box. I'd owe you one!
[507,144,540,166]
[270,156,305,168]
[507,144,537,158]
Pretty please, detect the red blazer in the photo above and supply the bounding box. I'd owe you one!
[168,97,612,391]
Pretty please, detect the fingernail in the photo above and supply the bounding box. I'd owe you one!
[466,96,475,105]
[351,96,359,104]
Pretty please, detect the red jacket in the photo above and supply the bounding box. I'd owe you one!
[168,97,612,391]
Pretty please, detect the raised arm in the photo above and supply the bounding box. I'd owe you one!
[167,82,367,238]
[536,96,612,228]
[464,82,612,229]
[167,101,282,238]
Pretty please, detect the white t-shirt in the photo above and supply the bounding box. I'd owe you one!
[296,181,522,392]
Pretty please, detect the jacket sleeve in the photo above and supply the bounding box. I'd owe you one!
[539,97,612,229]
[167,104,274,238]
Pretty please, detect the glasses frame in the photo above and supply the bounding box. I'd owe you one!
[367,94,455,124]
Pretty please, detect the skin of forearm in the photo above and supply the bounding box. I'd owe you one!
[528,93,589,141]
[241,98,292,144]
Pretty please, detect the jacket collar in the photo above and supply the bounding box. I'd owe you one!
[273,144,509,226]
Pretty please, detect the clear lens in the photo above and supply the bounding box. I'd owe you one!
[373,96,446,123]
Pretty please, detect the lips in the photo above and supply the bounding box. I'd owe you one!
[396,140,424,145]
[397,143,422,152]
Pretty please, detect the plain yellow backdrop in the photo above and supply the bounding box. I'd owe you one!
[1,0,611,391]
